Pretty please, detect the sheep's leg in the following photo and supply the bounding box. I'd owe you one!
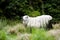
[49,20,53,29]
[46,20,53,30]
[30,27,32,33]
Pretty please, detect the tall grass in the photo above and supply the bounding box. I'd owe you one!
[0,17,21,30]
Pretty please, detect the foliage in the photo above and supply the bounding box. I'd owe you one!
[28,11,41,17]
[0,0,60,22]
[44,0,60,22]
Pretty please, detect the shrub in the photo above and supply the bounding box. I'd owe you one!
[28,11,41,17]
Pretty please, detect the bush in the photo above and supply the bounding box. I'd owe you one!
[28,11,41,17]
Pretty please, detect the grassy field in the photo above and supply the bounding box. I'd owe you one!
[0,18,60,40]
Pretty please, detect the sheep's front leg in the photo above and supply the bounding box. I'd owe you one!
[30,27,32,33]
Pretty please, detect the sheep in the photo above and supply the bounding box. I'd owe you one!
[22,15,53,30]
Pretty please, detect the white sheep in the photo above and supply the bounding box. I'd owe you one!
[22,15,53,29]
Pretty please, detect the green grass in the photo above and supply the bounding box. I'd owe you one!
[0,30,7,40]
[30,28,55,40]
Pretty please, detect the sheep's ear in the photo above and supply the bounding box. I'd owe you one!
[26,15,29,18]
[25,15,29,18]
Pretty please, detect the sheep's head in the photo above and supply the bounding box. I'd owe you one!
[22,15,29,26]
[23,15,29,21]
